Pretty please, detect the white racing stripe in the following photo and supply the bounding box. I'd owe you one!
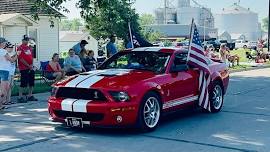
[61,98,77,111]
[73,100,91,113]
[65,75,91,88]
[76,76,104,88]
[163,95,198,109]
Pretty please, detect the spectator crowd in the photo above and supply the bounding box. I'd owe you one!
[0,34,119,111]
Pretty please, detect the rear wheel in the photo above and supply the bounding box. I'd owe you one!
[137,92,161,132]
[210,81,224,113]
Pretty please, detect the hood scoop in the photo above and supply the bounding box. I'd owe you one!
[97,74,117,77]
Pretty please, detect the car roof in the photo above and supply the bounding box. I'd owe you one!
[131,47,188,54]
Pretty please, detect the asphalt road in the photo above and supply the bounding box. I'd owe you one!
[1,68,270,152]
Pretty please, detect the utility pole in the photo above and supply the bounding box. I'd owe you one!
[267,1,270,52]
[164,0,167,24]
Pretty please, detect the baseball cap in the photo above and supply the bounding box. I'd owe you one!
[81,40,88,45]
[22,35,30,41]
[0,37,7,44]
[5,42,14,48]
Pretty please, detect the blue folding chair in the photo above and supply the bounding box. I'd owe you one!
[39,61,55,85]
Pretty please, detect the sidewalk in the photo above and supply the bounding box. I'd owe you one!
[239,61,268,67]
[6,92,50,109]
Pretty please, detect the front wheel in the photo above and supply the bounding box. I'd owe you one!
[210,82,224,113]
[137,92,161,132]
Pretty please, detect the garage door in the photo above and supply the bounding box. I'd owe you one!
[3,26,26,45]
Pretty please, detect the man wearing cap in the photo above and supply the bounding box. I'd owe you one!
[72,40,88,55]
[17,35,38,103]
[0,37,12,110]
[106,34,118,58]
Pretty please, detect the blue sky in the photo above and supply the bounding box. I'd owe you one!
[62,0,268,21]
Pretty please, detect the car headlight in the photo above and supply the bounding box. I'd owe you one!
[109,91,130,102]
[51,87,59,97]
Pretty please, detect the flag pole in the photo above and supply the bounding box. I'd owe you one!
[128,22,134,49]
[187,18,195,61]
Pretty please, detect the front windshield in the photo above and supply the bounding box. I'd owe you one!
[99,51,171,74]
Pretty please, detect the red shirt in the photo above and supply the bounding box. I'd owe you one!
[46,62,61,72]
[17,44,33,71]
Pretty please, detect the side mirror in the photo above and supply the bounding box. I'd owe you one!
[170,64,189,73]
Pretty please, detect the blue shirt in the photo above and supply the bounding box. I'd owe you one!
[126,41,133,49]
[64,55,82,71]
[106,42,118,56]
[72,43,82,54]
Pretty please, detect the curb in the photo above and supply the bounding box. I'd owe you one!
[229,65,270,73]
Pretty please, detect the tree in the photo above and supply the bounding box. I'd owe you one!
[262,17,269,32]
[139,14,163,42]
[29,0,140,41]
[84,0,140,42]
[139,14,155,26]
[60,18,83,31]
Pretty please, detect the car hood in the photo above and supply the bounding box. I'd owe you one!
[58,69,157,90]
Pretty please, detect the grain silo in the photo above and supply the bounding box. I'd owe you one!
[155,8,177,24]
[215,3,259,41]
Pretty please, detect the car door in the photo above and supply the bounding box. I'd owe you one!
[163,53,199,110]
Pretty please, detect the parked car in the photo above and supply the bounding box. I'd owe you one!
[48,47,230,131]
[203,40,221,51]
[173,41,189,49]
[235,40,249,49]
[219,40,235,50]
[248,41,257,50]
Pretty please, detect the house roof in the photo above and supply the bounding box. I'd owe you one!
[0,0,65,17]
[0,13,37,25]
[60,32,89,42]
[230,33,245,39]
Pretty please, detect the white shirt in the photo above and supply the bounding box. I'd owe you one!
[8,51,16,76]
[0,48,11,71]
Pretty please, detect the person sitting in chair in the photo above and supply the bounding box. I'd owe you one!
[46,53,65,82]
[64,49,86,76]
[227,50,240,67]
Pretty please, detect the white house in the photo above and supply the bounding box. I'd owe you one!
[230,33,246,42]
[219,31,232,42]
[0,0,64,61]
[59,31,98,58]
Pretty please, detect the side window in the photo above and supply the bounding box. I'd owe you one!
[173,53,187,66]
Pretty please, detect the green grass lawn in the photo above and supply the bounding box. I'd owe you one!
[11,83,52,96]
[230,48,251,62]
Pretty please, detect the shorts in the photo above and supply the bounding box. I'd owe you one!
[45,72,56,80]
[20,70,35,87]
[0,70,9,81]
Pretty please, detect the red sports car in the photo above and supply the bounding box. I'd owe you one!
[48,47,229,131]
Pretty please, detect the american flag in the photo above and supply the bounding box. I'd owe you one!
[187,21,211,112]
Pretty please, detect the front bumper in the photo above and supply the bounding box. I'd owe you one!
[48,97,139,127]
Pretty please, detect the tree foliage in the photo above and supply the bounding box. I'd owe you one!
[29,0,140,41]
[139,14,155,26]
[262,17,269,32]
[139,14,162,42]
[60,18,84,31]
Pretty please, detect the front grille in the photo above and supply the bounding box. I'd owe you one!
[56,87,107,101]
[54,110,104,122]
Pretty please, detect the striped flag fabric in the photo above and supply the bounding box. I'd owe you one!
[187,20,211,112]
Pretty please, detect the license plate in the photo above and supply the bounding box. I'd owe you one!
[66,117,83,128]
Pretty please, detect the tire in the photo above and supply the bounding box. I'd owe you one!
[137,92,161,132]
[209,81,224,113]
